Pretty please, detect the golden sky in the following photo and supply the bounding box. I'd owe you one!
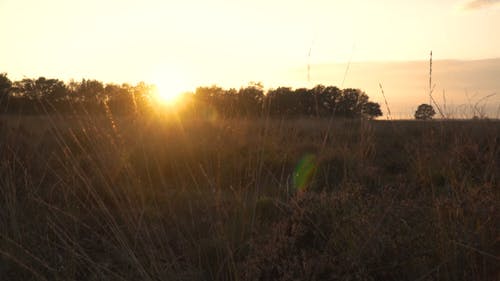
[1,0,499,92]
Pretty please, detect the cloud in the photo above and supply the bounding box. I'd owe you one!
[462,0,500,10]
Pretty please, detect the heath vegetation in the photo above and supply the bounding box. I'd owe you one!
[0,105,498,280]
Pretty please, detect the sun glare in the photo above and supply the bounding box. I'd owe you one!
[152,70,191,105]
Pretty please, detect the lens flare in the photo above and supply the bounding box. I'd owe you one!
[293,153,317,191]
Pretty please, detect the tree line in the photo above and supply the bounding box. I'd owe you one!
[0,73,383,119]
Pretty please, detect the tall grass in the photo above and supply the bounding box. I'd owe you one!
[0,111,498,280]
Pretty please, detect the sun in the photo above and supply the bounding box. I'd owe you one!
[152,69,192,105]
[154,80,184,105]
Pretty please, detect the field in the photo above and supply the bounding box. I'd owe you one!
[0,113,499,280]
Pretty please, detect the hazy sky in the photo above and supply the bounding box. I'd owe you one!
[1,0,499,91]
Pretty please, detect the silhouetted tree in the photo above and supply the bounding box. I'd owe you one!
[362,102,383,119]
[237,82,264,116]
[336,88,369,117]
[2,74,383,119]
[265,87,295,116]
[295,88,314,116]
[0,73,12,106]
[414,104,436,120]
[74,79,105,103]
[194,85,226,103]
[105,83,135,115]
[131,82,155,114]
[12,77,67,101]
[263,86,379,118]
[191,85,227,117]
[64,79,105,113]
[11,78,37,99]
[310,85,342,116]
[8,77,68,113]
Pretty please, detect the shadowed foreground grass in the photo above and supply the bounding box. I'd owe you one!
[0,114,498,280]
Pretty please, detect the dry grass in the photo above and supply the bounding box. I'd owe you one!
[0,113,499,280]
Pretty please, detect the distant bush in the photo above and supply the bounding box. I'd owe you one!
[414,103,436,120]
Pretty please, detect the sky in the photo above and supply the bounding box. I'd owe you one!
[1,0,499,116]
